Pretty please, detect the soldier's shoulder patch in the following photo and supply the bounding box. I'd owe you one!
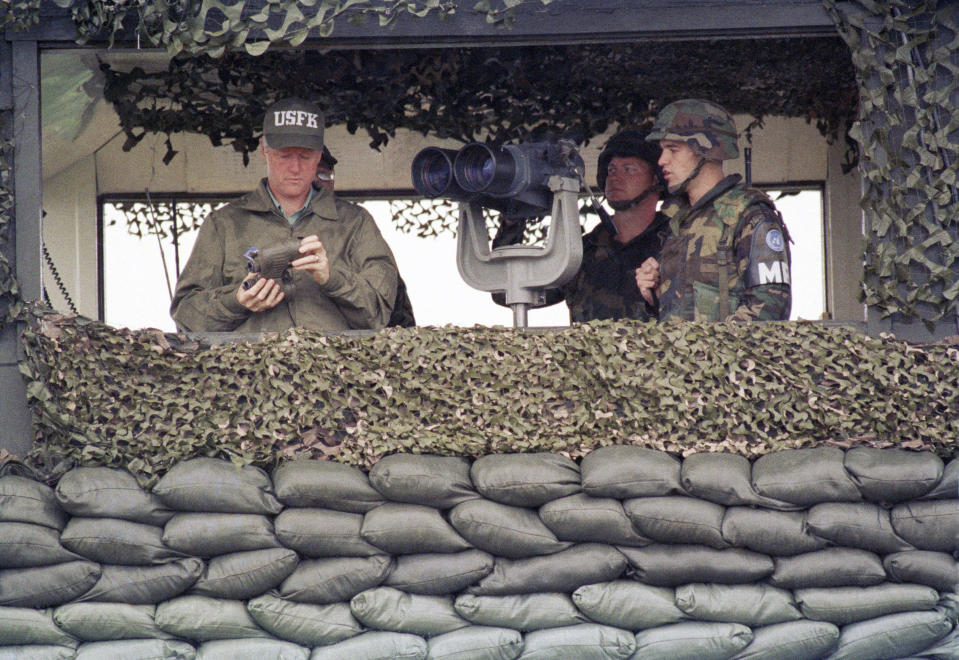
[765,228,785,252]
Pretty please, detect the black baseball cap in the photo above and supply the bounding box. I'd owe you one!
[263,97,325,151]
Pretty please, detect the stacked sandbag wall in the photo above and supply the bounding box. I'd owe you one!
[0,446,956,660]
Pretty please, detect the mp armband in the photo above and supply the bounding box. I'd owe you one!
[745,218,791,288]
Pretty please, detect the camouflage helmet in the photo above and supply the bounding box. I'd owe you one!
[647,99,739,161]
[596,129,664,190]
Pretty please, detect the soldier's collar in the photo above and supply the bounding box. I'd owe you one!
[688,174,742,213]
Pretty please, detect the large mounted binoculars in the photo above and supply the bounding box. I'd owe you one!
[411,141,585,218]
[411,140,586,328]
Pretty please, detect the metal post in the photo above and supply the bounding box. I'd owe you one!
[0,39,41,456]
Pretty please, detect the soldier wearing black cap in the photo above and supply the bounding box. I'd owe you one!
[171,97,400,333]
[492,129,669,322]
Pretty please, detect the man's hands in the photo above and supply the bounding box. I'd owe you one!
[236,235,330,311]
[292,235,330,286]
[236,274,285,312]
[635,257,660,306]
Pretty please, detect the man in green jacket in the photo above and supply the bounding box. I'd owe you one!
[171,98,399,333]
[637,99,792,321]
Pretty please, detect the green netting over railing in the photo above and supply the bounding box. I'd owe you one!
[15,309,958,486]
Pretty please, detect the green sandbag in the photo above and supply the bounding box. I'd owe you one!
[538,494,651,546]
[721,507,827,556]
[55,466,173,525]
[368,454,477,509]
[0,561,101,608]
[279,555,394,605]
[154,595,269,642]
[247,594,364,647]
[843,447,943,504]
[275,508,382,558]
[580,446,683,499]
[618,545,773,587]
[308,631,427,660]
[752,447,861,507]
[385,550,494,595]
[153,457,282,514]
[361,503,472,555]
[350,587,470,637]
[768,548,885,589]
[807,502,914,554]
[426,626,523,660]
[74,557,203,604]
[630,622,753,660]
[0,522,83,568]
[162,513,280,557]
[54,602,173,641]
[0,646,76,660]
[730,620,839,660]
[471,454,580,507]
[60,517,186,565]
[73,639,196,659]
[272,460,385,513]
[454,593,590,632]
[794,583,940,625]
[449,499,571,559]
[467,544,627,596]
[0,606,78,646]
[919,457,957,500]
[674,583,801,626]
[195,638,309,660]
[680,452,799,510]
[623,496,728,549]
[572,581,684,630]
[883,551,959,592]
[891,500,959,552]
[519,624,636,660]
[190,548,298,600]
[0,475,67,530]
[824,610,952,660]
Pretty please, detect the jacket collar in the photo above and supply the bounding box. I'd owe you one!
[237,179,341,221]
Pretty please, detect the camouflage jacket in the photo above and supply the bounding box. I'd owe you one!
[657,175,791,322]
[492,212,670,322]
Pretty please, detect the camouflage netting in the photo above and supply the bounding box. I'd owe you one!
[13,308,959,487]
[824,1,959,328]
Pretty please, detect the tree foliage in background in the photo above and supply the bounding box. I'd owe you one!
[824,0,959,329]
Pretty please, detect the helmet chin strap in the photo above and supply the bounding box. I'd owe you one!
[667,157,707,195]
[608,183,661,212]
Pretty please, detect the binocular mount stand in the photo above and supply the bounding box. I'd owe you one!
[456,176,583,328]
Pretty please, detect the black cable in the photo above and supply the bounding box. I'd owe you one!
[42,242,78,315]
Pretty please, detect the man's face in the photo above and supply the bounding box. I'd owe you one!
[604,156,654,204]
[658,139,699,192]
[262,144,323,201]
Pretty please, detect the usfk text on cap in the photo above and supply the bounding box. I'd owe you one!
[263,98,325,151]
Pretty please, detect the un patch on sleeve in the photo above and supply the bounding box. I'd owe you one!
[765,229,785,252]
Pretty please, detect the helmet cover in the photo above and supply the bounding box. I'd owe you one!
[647,99,739,161]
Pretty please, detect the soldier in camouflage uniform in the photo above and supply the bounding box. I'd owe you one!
[492,130,670,322]
[638,99,791,321]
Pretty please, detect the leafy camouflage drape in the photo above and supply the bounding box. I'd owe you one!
[823,0,959,329]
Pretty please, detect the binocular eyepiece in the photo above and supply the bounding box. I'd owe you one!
[411,141,584,217]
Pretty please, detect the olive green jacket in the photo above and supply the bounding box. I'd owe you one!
[171,180,398,333]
